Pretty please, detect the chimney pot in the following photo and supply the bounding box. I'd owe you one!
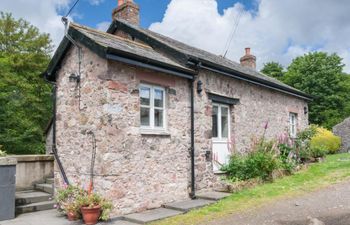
[240,47,256,69]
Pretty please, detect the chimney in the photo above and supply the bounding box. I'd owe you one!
[240,47,256,69]
[112,0,140,26]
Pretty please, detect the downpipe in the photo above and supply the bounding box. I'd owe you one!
[190,79,196,199]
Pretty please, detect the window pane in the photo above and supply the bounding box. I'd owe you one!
[212,106,218,138]
[140,87,150,106]
[154,109,163,127]
[289,113,297,137]
[221,107,228,138]
[154,89,164,108]
[141,107,150,126]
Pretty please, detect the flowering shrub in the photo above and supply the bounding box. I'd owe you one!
[55,184,113,221]
[55,184,86,217]
[310,127,341,154]
[76,192,113,221]
[222,140,281,181]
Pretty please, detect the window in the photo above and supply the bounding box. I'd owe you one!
[289,113,297,138]
[140,84,165,130]
[212,104,230,139]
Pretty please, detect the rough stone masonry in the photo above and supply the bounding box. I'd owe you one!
[333,117,350,152]
[54,44,308,216]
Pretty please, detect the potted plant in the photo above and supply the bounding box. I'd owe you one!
[77,192,113,225]
[55,185,86,221]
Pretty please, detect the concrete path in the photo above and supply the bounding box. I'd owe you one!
[203,180,350,225]
[0,210,139,225]
[0,191,228,225]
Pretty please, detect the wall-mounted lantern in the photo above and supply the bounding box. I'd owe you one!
[197,80,203,94]
[69,73,80,83]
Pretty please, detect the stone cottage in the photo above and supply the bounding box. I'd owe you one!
[333,117,350,152]
[43,0,311,216]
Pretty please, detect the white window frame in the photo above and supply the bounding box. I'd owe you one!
[289,113,297,138]
[212,103,230,141]
[139,84,166,131]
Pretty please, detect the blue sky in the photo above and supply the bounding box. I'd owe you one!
[1,0,348,72]
[62,0,257,29]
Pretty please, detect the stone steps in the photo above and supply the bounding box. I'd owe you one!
[120,191,230,224]
[163,199,215,212]
[15,191,52,205]
[196,191,231,201]
[34,183,53,195]
[15,177,54,215]
[123,208,183,224]
[46,178,54,184]
[15,200,55,215]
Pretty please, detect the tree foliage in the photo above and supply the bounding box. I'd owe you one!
[0,12,53,154]
[261,61,284,80]
[282,52,350,128]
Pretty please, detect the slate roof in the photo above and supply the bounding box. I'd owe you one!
[45,19,312,100]
[71,23,191,72]
[141,28,300,92]
[108,20,312,100]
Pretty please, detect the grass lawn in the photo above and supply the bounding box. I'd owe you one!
[151,153,350,225]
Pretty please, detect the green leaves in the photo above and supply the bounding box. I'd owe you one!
[262,52,350,128]
[0,12,53,154]
[260,61,285,80]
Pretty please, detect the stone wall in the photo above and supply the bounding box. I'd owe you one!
[11,155,54,190]
[333,117,350,152]
[54,45,308,216]
[193,70,309,190]
[45,125,53,155]
[55,46,191,216]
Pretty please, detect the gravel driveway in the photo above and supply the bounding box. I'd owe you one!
[204,179,350,225]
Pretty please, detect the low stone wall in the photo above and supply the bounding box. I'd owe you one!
[333,117,350,153]
[10,155,54,190]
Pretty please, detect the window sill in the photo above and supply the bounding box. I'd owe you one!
[214,170,227,175]
[140,129,171,136]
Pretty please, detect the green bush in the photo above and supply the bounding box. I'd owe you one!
[310,127,341,154]
[310,146,328,158]
[222,141,281,181]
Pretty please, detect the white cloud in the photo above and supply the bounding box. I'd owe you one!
[150,0,350,72]
[96,21,110,31]
[0,0,105,49]
[0,0,71,49]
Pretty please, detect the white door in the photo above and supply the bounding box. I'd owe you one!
[212,104,230,172]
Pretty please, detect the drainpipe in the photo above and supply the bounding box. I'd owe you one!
[44,74,70,185]
[190,79,196,199]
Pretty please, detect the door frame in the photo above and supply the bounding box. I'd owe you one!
[212,103,231,171]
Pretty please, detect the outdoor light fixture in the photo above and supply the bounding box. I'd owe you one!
[205,150,211,161]
[304,106,308,114]
[197,80,203,94]
[69,73,80,83]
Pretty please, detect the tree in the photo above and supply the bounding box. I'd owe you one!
[282,52,350,128]
[0,12,53,154]
[261,62,284,80]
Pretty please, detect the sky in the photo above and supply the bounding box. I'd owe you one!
[1,0,350,72]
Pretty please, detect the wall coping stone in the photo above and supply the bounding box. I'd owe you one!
[9,155,54,162]
[0,157,17,166]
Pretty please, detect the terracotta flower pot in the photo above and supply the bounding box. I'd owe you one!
[81,205,101,225]
[67,211,78,221]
